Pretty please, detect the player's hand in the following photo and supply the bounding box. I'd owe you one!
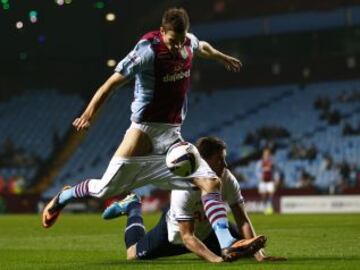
[221,56,242,72]
[255,254,287,262]
[209,256,224,263]
[72,116,91,131]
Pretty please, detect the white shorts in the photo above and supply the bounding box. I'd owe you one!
[129,122,182,154]
[87,122,217,198]
[258,181,275,194]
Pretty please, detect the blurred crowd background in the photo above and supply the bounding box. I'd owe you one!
[1,0,360,213]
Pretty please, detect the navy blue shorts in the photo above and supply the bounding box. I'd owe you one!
[136,211,240,260]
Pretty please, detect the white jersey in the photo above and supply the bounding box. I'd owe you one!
[166,169,244,244]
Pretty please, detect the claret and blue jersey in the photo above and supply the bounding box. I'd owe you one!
[115,31,200,125]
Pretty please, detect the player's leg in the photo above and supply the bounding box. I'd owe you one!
[258,181,267,212]
[42,126,155,228]
[193,172,266,260]
[188,157,239,254]
[42,157,121,228]
[120,195,146,260]
[264,182,275,215]
[101,193,145,260]
[103,197,190,260]
[42,156,145,228]
[193,177,236,249]
[120,206,189,260]
[101,193,174,261]
[57,128,153,206]
[52,152,168,225]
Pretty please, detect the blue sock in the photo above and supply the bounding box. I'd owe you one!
[58,187,76,205]
[125,202,145,249]
[213,224,235,249]
[58,179,91,205]
[202,193,235,249]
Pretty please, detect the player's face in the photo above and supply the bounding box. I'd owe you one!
[263,149,271,160]
[160,28,186,53]
[206,149,227,177]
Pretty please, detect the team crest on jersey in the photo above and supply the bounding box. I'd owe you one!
[180,48,188,59]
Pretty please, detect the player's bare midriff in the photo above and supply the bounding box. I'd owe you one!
[115,128,153,157]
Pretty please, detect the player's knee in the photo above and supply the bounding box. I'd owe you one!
[86,179,108,198]
[126,245,137,260]
[208,177,221,191]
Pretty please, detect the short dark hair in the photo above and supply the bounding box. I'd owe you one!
[195,136,227,159]
[162,7,190,33]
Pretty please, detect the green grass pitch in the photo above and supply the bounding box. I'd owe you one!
[0,213,359,270]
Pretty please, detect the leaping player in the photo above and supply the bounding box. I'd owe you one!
[42,7,249,261]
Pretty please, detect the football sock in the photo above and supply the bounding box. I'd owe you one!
[125,202,145,249]
[58,179,91,205]
[201,192,235,249]
[58,187,75,205]
[58,157,124,205]
[128,201,142,218]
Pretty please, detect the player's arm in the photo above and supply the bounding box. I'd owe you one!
[178,220,223,263]
[230,202,286,261]
[73,73,128,131]
[197,41,242,72]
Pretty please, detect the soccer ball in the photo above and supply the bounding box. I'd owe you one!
[166,142,200,177]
